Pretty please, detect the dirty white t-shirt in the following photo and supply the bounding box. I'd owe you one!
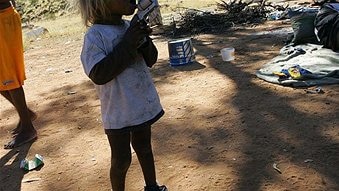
[80,21,163,130]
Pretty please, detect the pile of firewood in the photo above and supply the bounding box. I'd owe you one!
[168,0,288,36]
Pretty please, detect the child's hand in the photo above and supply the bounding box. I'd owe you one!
[138,20,152,35]
[137,36,158,68]
[123,19,152,49]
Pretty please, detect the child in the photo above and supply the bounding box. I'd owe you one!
[0,0,37,149]
[79,0,167,190]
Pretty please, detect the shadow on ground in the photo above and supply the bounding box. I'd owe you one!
[0,22,338,191]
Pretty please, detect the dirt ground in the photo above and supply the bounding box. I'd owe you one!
[1,3,339,191]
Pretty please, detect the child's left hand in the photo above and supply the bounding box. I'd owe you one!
[138,36,158,68]
[138,20,152,35]
[136,20,153,48]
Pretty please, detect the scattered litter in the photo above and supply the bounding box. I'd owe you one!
[268,10,285,20]
[22,177,41,183]
[305,86,325,94]
[315,86,324,93]
[201,42,213,45]
[67,91,77,95]
[273,162,282,174]
[304,159,314,163]
[64,69,73,73]
[251,27,293,36]
[20,154,44,171]
[46,68,54,72]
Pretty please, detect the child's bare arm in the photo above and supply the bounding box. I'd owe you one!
[88,21,148,85]
[138,37,158,68]
[88,42,137,85]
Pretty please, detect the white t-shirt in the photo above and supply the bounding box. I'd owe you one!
[80,21,163,129]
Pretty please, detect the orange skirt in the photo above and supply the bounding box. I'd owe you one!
[0,6,25,91]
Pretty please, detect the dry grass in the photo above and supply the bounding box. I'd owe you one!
[159,0,218,13]
[23,14,85,49]
[32,14,85,37]
[22,0,219,48]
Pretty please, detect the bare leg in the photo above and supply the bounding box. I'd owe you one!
[131,126,157,187]
[11,110,37,135]
[1,87,37,149]
[0,90,37,134]
[107,131,132,191]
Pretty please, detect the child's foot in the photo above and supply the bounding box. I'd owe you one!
[157,185,168,191]
[12,122,22,135]
[12,110,37,135]
[144,185,168,191]
[4,128,37,149]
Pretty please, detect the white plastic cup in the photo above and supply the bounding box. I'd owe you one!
[220,47,235,61]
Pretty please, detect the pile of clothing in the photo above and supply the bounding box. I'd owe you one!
[314,2,339,51]
[255,1,339,87]
[288,1,339,52]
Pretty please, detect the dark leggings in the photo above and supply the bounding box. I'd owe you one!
[107,125,157,191]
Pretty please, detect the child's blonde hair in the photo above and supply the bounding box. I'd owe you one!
[79,0,111,27]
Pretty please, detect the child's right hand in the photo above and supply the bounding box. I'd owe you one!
[123,17,151,49]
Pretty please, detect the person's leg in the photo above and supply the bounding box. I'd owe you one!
[3,87,37,149]
[0,90,37,134]
[107,131,132,191]
[0,90,13,103]
[131,125,157,187]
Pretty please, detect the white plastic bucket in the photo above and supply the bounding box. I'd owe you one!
[168,38,195,66]
[220,47,235,61]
